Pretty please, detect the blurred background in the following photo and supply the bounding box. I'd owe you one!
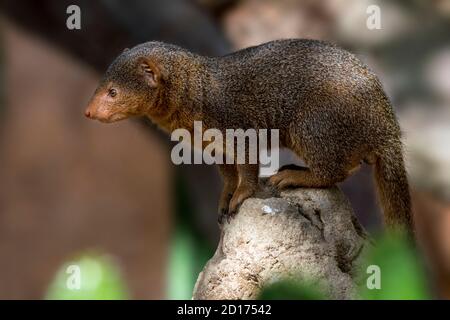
[0,0,449,299]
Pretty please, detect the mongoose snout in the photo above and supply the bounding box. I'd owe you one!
[85,87,133,123]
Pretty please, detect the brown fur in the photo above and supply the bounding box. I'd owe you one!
[85,39,412,231]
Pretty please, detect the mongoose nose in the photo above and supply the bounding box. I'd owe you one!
[84,110,91,118]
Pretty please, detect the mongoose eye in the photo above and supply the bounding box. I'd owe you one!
[108,88,117,97]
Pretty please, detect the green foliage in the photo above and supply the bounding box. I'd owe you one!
[167,227,198,299]
[167,226,213,299]
[258,231,431,300]
[357,231,430,300]
[167,172,214,299]
[258,280,327,300]
[46,253,128,300]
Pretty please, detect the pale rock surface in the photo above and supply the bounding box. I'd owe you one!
[193,187,369,300]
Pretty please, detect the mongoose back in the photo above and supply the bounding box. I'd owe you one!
[85,39,412,231]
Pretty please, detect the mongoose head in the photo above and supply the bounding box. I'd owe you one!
[85,45,167,123]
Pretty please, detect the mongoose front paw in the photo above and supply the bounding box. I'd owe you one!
[218,207,235,225]
[218,190,234,225]
[228,185,256,216]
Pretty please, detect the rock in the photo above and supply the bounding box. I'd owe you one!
[193,187,369,300]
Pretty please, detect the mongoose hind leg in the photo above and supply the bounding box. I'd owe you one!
[270,167,334,189]
[271,118,365,189]
[228,164,259,218]
[270,161,360,189]
[217,164,238,224]
[278,164,309,172]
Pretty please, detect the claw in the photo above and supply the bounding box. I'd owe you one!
[269,170,297,189]
[228,185,256,216]
[217,207,238,225]
[218,208,228,225]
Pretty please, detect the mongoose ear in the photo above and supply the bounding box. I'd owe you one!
[139,58,164,88]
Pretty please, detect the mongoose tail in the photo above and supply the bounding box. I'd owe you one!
[374,142,413,231]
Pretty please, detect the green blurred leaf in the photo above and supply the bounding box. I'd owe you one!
[259,231,430,300]
[167,227,197,299]
[358,231,430,300]
[46,252,128,300]
[167,173,213,299]
[258,279,327,300]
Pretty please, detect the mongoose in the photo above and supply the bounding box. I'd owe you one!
[85,39,412,231]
